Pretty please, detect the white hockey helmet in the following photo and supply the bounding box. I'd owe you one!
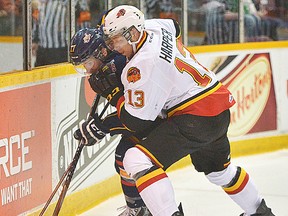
[103,5,145,39]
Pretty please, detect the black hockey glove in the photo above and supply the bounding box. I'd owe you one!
[102,86,123,107]
[74,114,110,146]
[88,61,123,106]
[102,111,133,137]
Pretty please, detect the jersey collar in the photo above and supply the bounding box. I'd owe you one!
[135,31,148,54]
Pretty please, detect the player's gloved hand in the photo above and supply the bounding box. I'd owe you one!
[101,86,123,107]
[102,111,133,137]
[88,61,123,106]
[74,114,110,146]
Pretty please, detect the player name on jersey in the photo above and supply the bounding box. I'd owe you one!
[160,28,173,63]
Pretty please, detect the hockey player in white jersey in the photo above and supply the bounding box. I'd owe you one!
[80,5,274,216]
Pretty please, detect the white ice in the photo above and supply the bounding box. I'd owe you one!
[80,150,288,216]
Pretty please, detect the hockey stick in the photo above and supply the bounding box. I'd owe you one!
[52,98,109,215]
[39,95,109,216]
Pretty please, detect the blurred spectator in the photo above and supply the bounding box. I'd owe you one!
[0,0,22,35]
[253,0,287,40]
[228,0,264,41]
[0,0,16,16]
[144,0,178,20]
[32,0,91,67]
[204,0,264,44]
[201,0,227,44]
[89,1,104,28]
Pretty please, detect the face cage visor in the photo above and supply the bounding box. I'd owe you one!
[92,43,111,62]
[104,27,133,52]
[73,44,113,76]
[73,56,103,76]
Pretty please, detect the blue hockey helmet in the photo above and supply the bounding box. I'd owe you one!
[70,28,115,65]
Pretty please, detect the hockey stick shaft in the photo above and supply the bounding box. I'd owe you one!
[39,164,71,215]
[40,94,108,216]
[52,141,85,215]
[99,101,110,119]
[52,96,109,215]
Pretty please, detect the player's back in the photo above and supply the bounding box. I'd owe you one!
[122,19,224,119]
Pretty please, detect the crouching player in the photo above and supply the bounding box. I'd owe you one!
[70,27,153,216]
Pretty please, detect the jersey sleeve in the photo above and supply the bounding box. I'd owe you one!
[116,96,166,134]
[122,60,173,121]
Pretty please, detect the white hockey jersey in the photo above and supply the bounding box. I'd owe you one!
[117,19,235,121]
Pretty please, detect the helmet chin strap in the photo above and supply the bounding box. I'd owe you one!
[128,30,144,54]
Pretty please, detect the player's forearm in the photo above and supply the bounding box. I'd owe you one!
[116,96,157,133]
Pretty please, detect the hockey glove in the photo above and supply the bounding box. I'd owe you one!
[88,61,123,106]
[74,114,110,146]
[101,86,123,107]
[102,111,133,137]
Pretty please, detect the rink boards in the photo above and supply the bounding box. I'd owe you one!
[0,41,288,215]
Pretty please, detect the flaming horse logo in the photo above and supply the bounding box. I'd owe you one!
[116,9,126,18]
[127,67,141,83]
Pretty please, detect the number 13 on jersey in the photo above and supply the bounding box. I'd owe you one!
[127,89,145,108]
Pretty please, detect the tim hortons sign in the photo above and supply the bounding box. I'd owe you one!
[222,53,276,137]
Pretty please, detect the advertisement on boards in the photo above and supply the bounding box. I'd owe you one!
[54,77,120,193]
[199,52,277,137]
[0,83,52,215]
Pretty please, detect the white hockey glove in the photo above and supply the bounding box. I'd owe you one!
[74,114,110,146]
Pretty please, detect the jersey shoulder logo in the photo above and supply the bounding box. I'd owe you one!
[127,67,141,83]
